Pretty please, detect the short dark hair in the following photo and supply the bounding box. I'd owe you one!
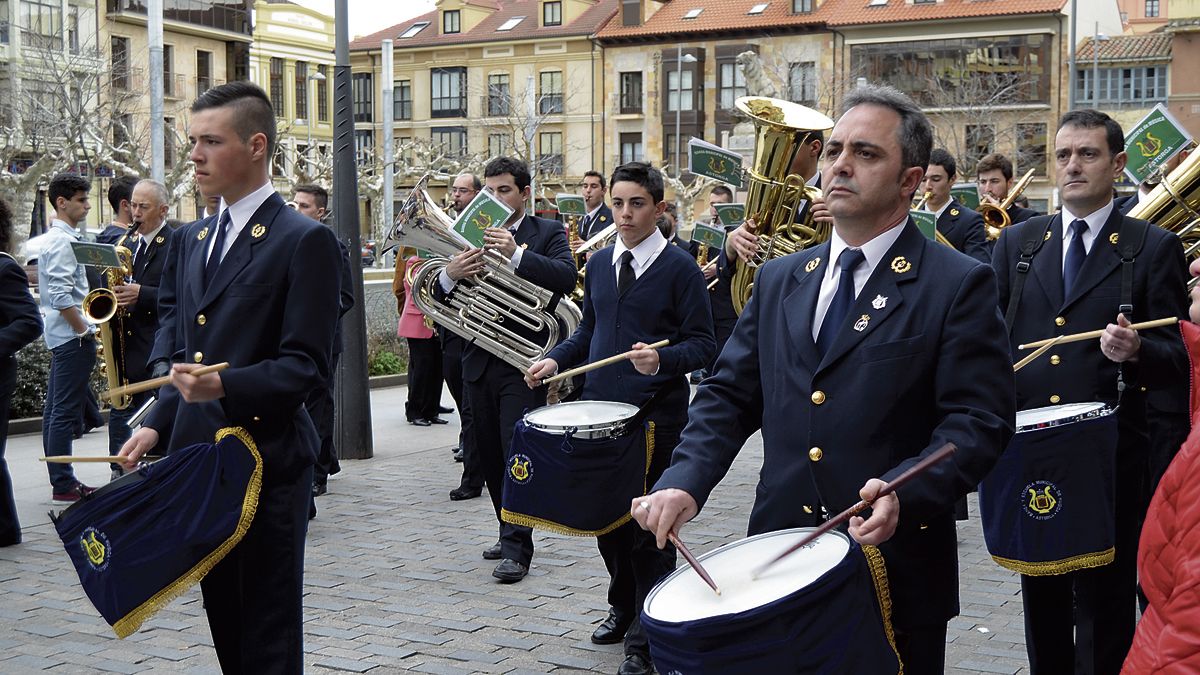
[1059,108,1124,157]
[710,185,734,201]
[928,148,957,179]
[484,156,531,191]
[0,197,12,254]
[609,161,664,203]
[975,153,1013,181]
[191,81,277,156]
[107,175,140,212]
[841,83,932,174]
[583,170,606,189]
[294,183,329,210]
[656,215,672,239]
[48,173,90,211]
[457,172,481,191]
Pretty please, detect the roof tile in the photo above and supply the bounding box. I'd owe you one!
[1076,32,1171,61]
[819,0,1066,27]
[595,0,823,40]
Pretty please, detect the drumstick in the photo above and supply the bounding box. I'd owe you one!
[1018,317,1179,350]
[541,340,670,385]
[668,531,720,596]
[1013,335,1064,372]
[751,443,957,579]
[40,456,161,463]
[100,362,230,402]
[706,277,719,291]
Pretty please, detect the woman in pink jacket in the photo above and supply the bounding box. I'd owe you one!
[1122,256,1200,673]
[394,253,447,427]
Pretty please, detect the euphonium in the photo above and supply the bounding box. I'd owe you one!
[82,236,134,410]
[380,176,582,372]
[729,96,835,315]
[980,168,1036,241]
[1128,149,1200,288]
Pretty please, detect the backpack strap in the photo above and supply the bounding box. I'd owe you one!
[1004,215,1057,330]
[1115,215,1149,319]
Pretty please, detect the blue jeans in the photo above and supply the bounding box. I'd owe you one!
[43,336,96,491]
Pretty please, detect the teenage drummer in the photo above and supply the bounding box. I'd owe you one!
[632,84,1015,674]
[991,109,1187,675]
[527,162,714,675]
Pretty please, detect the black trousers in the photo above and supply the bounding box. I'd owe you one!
[305,352,341,488]
[0,357,19,546]
[404,336,443,421]
[201,465,312,674]
[442,331,480,490]
[465,358,543,565]
[1146,406,1189,496]
[894,624,948,675]
[1021,451,1144,675]
[598,423,680,658]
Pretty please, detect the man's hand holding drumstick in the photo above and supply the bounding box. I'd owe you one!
[115,363,226,469]
[525,340,669,388]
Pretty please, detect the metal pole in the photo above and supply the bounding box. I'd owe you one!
[148,0,164,182]
[1067,0,1077,111]
[382,39,394,237]
[526,73,536,213]
[1091,23,1100,108]
[333,0,373,460]
[674,44,682,173]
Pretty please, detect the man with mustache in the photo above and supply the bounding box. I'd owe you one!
[633,83,1014,674]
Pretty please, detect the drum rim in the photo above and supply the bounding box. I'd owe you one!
[523,400,640,432]
[1015,402,1115,434]
[643,527,851,623]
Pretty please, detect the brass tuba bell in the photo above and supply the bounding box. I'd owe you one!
[1128,149,1200,287]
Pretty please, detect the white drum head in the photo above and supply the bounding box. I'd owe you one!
[524,401,638,429]
[1016,402,1107,431]
[645,528,850,623]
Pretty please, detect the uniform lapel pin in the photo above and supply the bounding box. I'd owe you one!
[854,314,870,332]
[872,294,887,310]
[805,257,821,273]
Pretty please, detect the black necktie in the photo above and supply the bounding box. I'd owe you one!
[617,250,635,295]
[579,214,593,239]
[204,210,232,289]
[1063,219,1087,298]
[131,236,146,275]
[816,248,866,355]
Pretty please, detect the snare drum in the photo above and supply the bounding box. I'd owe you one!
[642,528,899,674]
[501,401,651,536]
[980,402,1117,576]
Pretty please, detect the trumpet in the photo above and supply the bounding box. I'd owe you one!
[980,168,1036,241]
[912,190,932,210]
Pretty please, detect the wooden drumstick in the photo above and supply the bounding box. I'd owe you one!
[41,456,160,463]
[101,362,230,402]
[1013,335,1064,372]
[668,531,720,596]
[751,443,957,579]
[1018,317,1179,350]
[540,340,670,385]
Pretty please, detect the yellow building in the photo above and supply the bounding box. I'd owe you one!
[249,0,335,195]
[349,0,617,215]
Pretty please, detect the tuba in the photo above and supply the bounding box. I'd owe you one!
[82,234,134,410]
[730,96,835,315]
[380,176,582,373]
[980,168,1036,241]
[1128,149,1200,287]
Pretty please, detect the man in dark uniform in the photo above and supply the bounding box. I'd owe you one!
[921,148,989,263]
[992,109,1188,675]
[105,179,174,479]
[579,170,614,240]
[633,84,1015,675]
[703,186,738,370]
[447,172,482,497]
[119,82,341,673]
[976,152,1040,227]
[436,156,576,582]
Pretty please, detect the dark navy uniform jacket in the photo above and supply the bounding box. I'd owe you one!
[145,192,341,482]
[656,220,1015,630]
[935,198,989,264]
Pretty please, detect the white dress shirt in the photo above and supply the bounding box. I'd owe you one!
[610,228,668,284]
[811,219,907,340]
[207,181,275,264]
[1059,199,1114,265]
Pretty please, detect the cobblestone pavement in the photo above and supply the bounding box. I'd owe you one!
[1,386,1030,674]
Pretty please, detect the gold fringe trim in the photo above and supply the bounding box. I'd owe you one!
[862,544,904,675]
[111,426,263,638]
[498,423,656,538]
[990,547,1115,576]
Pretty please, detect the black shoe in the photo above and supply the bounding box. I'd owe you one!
[449,486,481,501]
[482,542,502,560]
[449,444,461,454]
[312,482,328,497]
[453,448,464,462]
[429,417,449,425]
[591,609,633,645]
[618,654,653,675]
[492,558,528,583]
[438,405,454,414]
[410,418,432,427]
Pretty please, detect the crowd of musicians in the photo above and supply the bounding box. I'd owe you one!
[1,77,1200,674]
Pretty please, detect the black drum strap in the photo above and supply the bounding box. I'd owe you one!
[1115,215,1149,400]
[1004,215,1056,330]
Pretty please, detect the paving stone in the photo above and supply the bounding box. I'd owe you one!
[311,656,383,673]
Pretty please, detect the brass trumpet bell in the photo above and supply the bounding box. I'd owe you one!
[83,288,119,325]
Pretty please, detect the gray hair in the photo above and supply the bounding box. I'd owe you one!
[134,179,170,206]
[841,83,932,174]
[456,172,482,191]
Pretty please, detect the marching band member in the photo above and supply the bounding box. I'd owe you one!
[976,152,1040,227]
[991,109,1188,675]
[118,82,341,673]
[633,84,1014,675]
[446,173,482,497]
[527,162,714,675]
[921,148,989,263]
[578,170,614,241]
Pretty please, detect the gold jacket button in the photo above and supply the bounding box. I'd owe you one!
[1055,316,1066,327]
[803,505,813,514]
[811,390,826,405]
[253,416,261,422]
[1049,355,1061,365]
[197,314,206,325]
[808,447,823,462]
[1050,394,1061,404]
[193,351,204,363]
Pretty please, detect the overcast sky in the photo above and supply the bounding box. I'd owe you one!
[287,0,436,40]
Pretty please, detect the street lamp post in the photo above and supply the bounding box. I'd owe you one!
[673,47,697,174]
[308,70,326,174]
[1091,24,1110,109]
